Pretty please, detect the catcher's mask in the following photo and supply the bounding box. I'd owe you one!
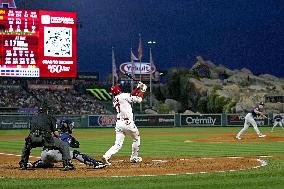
[38,106,48,114]
[111,85,122,96]
[60,120,75,134]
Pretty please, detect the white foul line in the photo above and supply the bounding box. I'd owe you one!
[0,152,40,159]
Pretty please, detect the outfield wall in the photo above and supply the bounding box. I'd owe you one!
[0,113,275,129]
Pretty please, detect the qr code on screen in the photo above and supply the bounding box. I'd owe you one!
[44,27,72,57]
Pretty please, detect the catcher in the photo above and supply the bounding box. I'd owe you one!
[32,119,106,169]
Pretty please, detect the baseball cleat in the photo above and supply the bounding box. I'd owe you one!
[19,161,28,170]
[19,164,27,170]
[62,160,75,171]
[63,165,75,171]
[102,157,111,166]
[130,157,142,163]
[235,136,241,140]
[94,161,106,169]
[259,134,266,138]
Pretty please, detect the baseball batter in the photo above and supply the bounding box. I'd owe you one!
[236,102,267,140]
[102,82,147,165]
[271,114,284,132]
[32,120,105,169]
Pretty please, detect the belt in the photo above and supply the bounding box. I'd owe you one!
[117,118,129,120]
[31,130,50,135]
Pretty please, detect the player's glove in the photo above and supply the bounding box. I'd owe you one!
[261,114,268,119]
[140,84,147,92]
[70,136,80,148]
[137,81,144,88]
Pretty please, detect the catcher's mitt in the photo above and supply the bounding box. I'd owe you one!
[70,136,80,148]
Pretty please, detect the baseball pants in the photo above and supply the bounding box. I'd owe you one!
[236,113,262,137]
[103,120,140,160]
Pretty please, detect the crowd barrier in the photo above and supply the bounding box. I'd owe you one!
[0,113,277,129]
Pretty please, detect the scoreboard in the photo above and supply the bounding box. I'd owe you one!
[0,9,77,78]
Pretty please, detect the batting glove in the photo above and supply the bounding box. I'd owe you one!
[137,81,144,88]
[141,84,147,92]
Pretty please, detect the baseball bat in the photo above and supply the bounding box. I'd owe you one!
[123,72,140,81]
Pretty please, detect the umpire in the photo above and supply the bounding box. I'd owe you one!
[19,106,75,171]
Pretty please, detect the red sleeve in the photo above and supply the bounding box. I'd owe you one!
[137,92,145,98]
[130,87,140,96]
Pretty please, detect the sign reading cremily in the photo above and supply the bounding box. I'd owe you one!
[0,0,16,8]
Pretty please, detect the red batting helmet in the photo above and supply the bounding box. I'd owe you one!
[110,85,122,96]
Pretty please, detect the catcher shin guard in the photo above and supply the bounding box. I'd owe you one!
[73,150,97,166]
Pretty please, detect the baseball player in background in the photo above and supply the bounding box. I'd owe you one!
[236,102,267,140]
[271,114,284,132]
[102,82,147,165]
[32,119,105,169]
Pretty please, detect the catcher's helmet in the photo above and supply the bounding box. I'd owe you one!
[110,85,122,96]
[60,120,74,134]
[259,102,264,109]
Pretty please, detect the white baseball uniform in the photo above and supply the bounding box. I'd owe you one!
[271,114,284,132]
[103,92,142,161]
[41,148,73,164]
[236,106,265,139]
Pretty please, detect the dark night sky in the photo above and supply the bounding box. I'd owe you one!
[15,0,284,79]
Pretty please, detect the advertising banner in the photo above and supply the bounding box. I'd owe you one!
[226,114,269,126]
[0,114,31,129]
[120,62,156,75]
[180,114,222,127]
[88,114,175,128]
[134,114,175,127]
[38,10,77,77]
[88,115,116,128]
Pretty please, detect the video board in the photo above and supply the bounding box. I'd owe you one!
[0,9,77,77]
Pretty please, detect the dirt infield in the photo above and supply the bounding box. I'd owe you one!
[1,131,280,178]
[0,153,264,178]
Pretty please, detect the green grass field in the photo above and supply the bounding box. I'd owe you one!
[0,127,284,189]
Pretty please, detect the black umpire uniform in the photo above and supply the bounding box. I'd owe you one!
[19,107,75,170]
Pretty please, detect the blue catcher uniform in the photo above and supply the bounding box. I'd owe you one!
[236,102,267,140]
[60,133,79,147]
[32,120,105,169]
